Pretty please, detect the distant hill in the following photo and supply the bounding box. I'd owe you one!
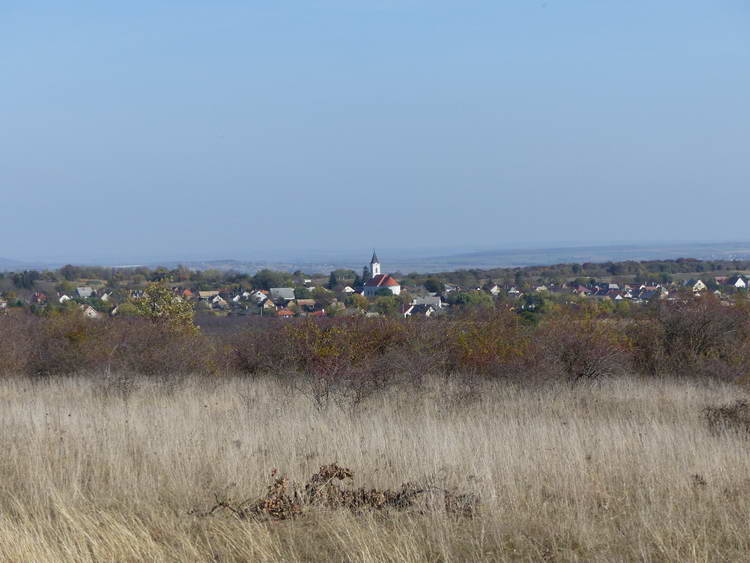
[0,257,30,272]
[383,242,750,274]
[5,241,750,275]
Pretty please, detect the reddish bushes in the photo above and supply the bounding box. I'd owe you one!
[2,297,750,385]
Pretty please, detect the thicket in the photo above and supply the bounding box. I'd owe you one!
[2,295,749,393]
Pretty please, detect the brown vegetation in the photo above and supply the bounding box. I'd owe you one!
[3,295,750,385]
[0,375,749,560]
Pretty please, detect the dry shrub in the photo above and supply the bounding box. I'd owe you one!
[629,296,750,380]
[538,316,632,382]
[200,463,479,521]
[107,320,214,375]
[446,309,531,377]
[0,313,35,376]
[703,400,750,435]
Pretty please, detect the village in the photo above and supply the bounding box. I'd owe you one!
[1,251,749,321]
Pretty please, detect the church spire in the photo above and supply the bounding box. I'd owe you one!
[370,250,381,277]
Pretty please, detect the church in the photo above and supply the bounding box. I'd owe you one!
[363,251,401,297]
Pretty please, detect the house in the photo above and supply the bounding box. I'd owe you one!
[276,308,294,318]
[487,284,501,296]
[59,294,72,304]
[0,298,7,310]
[249,290,268,304]
[412,295,443,309]
[343,286,356,294]
[198,290,220,301]
[295,298,317,311]
[181,289,194,300]
[31,292,47,304]
[211,295,228,308]
[362,252,401,297]
[364,274,401,297]
[534,285,548,293]
[507,287,521,297]
[572,285,591,296]
[270,287,295,303]
[100,292,111,302]
[81,305,102,319]
[403,304,435,318]
[77,286,94,299]
[683,279,707,293]
[726,275,747,289]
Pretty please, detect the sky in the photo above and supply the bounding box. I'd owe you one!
[1,1,749,264]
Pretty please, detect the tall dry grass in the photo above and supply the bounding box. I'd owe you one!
[1,374,749,561]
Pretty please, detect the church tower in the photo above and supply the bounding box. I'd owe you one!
[370,250,381,278]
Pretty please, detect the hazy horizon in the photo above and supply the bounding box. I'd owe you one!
[2,2,749,262]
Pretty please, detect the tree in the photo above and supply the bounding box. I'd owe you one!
[327,271,339,290]
[311,287,334,308]
[252,269,292,290]
[424,278,445,294]
[294,287,312,299]
[345,293,369,312]
[130,283,197,334]
[362,265,370,281]
[373,295,399,316]
[453,291,494,310]
[11,270,40,289]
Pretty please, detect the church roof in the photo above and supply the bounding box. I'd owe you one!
[370,250,379,264]
[365,274,400,288]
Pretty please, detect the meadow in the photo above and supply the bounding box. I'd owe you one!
[1,374,749,562]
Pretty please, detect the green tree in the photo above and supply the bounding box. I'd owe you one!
[424,278,445,294]
[373,295,399,316]
[311,287,335,308]
[294,287,312,299]
[252,269,292,290]
[327,271,339,290]
[345,293,369,312]
[130,283,197,334]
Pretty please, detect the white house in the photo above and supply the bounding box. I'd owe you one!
[363,252,401,297]
[727,275,747,289]
[77,286,94,299]
[684,279,707,293]
[403,304,435,318]
[81,305,102,319]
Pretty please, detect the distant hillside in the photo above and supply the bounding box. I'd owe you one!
[0,257,31,272]
[384,242,750,274]
[5,241,750,275]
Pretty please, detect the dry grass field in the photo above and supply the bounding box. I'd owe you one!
[1,374,749,561]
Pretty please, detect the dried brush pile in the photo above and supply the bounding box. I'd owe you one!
[196,464,479,521]
[704,400,750,435]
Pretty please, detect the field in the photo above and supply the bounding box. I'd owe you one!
[1,374,749,561]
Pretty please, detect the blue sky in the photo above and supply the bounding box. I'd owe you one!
[1,1,748,263]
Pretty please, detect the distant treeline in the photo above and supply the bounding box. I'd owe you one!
[3,258,749,291]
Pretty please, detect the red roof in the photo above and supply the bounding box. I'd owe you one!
[364,274,400,288]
